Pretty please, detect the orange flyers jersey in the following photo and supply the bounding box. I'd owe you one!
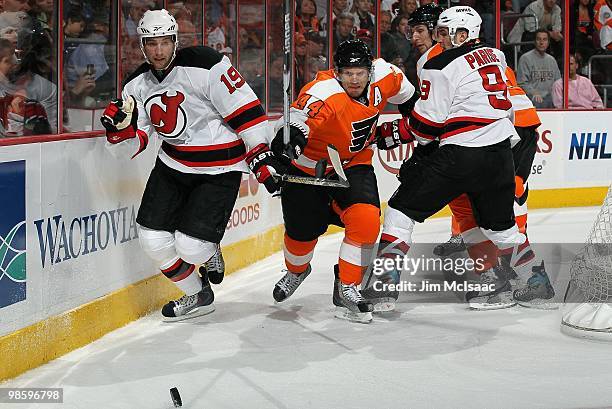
[505,67,541,128]
[283,58,415,175]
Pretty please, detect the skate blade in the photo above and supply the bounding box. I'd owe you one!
[162,304,216,322]
[517,300,559,310]
[469,300,517,310]
[468,293,516,310]
[334,306,372,323]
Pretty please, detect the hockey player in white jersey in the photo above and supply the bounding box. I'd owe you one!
[100,10,283,321]
[364,6,555,311]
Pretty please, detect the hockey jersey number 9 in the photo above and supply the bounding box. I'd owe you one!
[286,59,414,175]
[410,42,518,148]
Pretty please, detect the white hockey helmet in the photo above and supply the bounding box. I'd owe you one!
[437,6,482,47]
[137,9,178,67]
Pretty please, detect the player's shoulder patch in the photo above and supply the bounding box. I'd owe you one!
[306,78,344,102]
[122,62,149,88]
[423,41,487,71]
[174,46,223,70]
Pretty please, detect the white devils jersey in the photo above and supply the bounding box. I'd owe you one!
[409,42,518,148]
[117,46,270,174]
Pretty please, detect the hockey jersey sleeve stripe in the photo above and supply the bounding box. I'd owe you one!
[163,139,245,152]
[224,100,267,132]
[131,130,149,159]
[409,110,443,139]
[161,140,246,167]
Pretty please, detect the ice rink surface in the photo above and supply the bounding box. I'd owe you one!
[3,207,612,409]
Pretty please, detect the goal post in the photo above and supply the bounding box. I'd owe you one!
[561,184,612,341]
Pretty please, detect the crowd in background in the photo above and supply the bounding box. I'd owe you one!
[0,0,610,137]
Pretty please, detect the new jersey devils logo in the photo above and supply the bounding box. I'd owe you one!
[145,91,187,139]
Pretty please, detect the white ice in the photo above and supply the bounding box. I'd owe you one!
[3,207,612,409]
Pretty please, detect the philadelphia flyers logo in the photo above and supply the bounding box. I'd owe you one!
[145,91,187,139]
[349,113,379,152]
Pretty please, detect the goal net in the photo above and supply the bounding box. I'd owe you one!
[561,184,612,341]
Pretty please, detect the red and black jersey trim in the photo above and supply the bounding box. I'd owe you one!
[131,130,149,159]
[409,110,443,140]
[161,139,246,167]
[224,100,267,133]
[440,117,497,139]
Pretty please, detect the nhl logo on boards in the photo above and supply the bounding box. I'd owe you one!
[145,91,187,139]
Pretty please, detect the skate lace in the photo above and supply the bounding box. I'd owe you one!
[277,271,301,294]
[341,283,366,303]
[205,246,224,272]
[175,293,199,311]
[480,269,498,284]
[449,235,463,245]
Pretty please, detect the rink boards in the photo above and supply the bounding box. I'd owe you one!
[0,110,610,381]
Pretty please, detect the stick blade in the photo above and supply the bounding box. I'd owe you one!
[327,144,349,186]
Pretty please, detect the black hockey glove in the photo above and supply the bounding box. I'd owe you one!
[100,96,139,144]
[271,124,307,165]
[376,117,414,150]
[245,144,286,194]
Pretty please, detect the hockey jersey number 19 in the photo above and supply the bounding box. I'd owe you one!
[117,46,270,175]
[409,42,518,147]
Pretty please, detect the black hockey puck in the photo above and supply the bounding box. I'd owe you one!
[170,387,182,407]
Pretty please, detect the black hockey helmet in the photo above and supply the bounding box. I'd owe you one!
[408,3,444,31]
[333,39,373,70]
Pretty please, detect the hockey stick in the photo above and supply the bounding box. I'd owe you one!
[272,145,350,188]
[282,0,293,160]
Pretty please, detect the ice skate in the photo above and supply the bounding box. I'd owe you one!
[161,272,215,322]
[333,266,373,323]
[361,263,401,312]
[273,265,312,302]
[201,244,225,284]
[433,234,466,257]
[466,265,516,310]
[513,261,557,309]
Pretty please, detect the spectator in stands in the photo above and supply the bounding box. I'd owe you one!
[124,0,152,37]
[177,18,197,49]
[295,0,320,34]
[390,14,411,65]
[571,0,596,60]
[0,0,30,12]
[322,0,349,32]
[333,13,355,49]
[594,0,612,50]
[268,53,284,109]
[29,0,53,32]
[305,30,326,58]
[552,53,604,108]
[294,33,307,92]
[239,48,265,101]
[380,10,400,63]
[352,0,375,33]
[508,0,563,57]
[517,29,561,108]
[0,38,56,136]
[63,11,84,38]
[393,0,418,19]
[303,55,326,83]
[121,35,142,81]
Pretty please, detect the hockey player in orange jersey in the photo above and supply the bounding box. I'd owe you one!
[269,40,416,323]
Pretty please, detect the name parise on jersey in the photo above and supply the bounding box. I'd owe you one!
[410,42,518,148]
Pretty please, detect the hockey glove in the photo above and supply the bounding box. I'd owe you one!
[245,144,286,194]
[271,124,307,165]
[101,96,139,144]
[376,117,414,150]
